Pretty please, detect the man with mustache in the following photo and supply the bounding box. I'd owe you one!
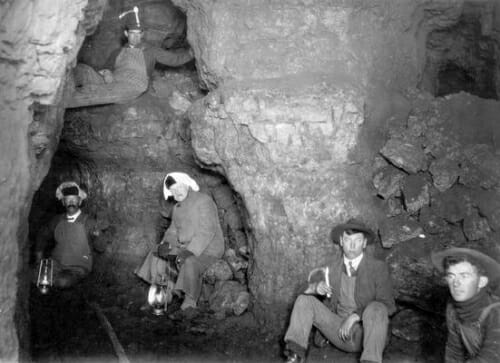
[431,248,500,363]
[34,181,104,288]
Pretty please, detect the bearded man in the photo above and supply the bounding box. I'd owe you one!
[34,181,103,288]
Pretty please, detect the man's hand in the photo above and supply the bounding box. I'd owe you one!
[98,69,113,84]
[175,249,194,267]
[316,281,334,296]
[34,251,43,267]
[338,313,360,341]
[157,242,172,259]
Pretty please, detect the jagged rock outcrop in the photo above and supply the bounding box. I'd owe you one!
[0,0,108,359]
[2,1,500,357]
[175,0,500,329]
[420,0,500,98]
[31,72,247,279]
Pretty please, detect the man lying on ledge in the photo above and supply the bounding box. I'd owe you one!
[66,8,193,109]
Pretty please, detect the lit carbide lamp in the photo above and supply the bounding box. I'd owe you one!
[147,283,168,315]
[118,6,140,28]
[37,259,53,294]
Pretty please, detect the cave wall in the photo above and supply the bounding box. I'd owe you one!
[173,0,500,327]
[2,2,500,359]
[0,0,107,360]
[420,0,500,99]
[28,0,249,291]
[33,87,249,284]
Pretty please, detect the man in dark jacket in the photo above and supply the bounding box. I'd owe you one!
[35,181,103,288]
[431,247,500,363]
[66,9,193,109]
[283,219,396,363]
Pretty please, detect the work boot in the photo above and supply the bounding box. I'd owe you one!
[313,330,329,348]
[168,307,199,321]
[180,295,197,310]
[285,352,305,363]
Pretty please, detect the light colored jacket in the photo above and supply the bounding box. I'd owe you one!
[163,189,224,258]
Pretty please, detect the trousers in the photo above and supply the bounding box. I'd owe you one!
[284,295,389,363]
[175,254,218,301]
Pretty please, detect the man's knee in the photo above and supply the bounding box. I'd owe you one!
[55,275,76,289]
[180,255,201,274]
[295,294,316,309]
[362,301,389,323]
[54,270,86,289]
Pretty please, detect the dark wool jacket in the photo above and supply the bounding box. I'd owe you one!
[445,293,500,363]
[36,212,103,270]
[316,253,396,318]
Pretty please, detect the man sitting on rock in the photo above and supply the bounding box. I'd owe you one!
[66,7,194,109]
[283,219,396,363]
[431,247,500,363]
[135,172,225,318]
[34,181,105,289]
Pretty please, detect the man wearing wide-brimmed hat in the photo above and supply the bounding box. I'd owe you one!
[34,181,105,288]
[431,247,500,362]
[283,219,396,363]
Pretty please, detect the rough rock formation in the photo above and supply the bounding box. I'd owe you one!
[30,71,248,287]
[380,90,500,314]
[175,0,500,328]
[420,0,500,99]
[2,0,500,359]
[0,0,109,359]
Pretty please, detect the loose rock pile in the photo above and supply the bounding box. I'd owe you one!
[203,248,250,318]
[373,90,500,341]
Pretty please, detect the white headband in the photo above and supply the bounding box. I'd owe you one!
[55,181,87,201]
[163,172,199,200]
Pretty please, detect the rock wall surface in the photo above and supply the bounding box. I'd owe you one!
[420,0,500,98]
[173,0,500,328]
[176,0,427,91]
[379,90,500,314]
[0,0,107,360]
[30,69,250,296]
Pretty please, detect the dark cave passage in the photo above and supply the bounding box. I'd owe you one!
[422,3,499,100]
[3,1,500,362]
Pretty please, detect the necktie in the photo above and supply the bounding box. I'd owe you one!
[349,262,356,277]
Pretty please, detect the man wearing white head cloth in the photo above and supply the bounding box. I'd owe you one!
[34,181,105,289]
[135,172,224,315]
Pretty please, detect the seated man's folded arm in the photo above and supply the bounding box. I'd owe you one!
[153,47,194,67]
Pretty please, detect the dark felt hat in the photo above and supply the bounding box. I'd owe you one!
[61,186,79,196]
[431,247,500,282]
[330,218,376,245]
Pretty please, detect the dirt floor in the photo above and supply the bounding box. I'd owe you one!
[30,276,444,363]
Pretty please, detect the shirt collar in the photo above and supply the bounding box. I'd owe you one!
[66,209,81,222]
[343,253,364,273]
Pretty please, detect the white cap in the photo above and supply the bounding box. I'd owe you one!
[163,172,199,200]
